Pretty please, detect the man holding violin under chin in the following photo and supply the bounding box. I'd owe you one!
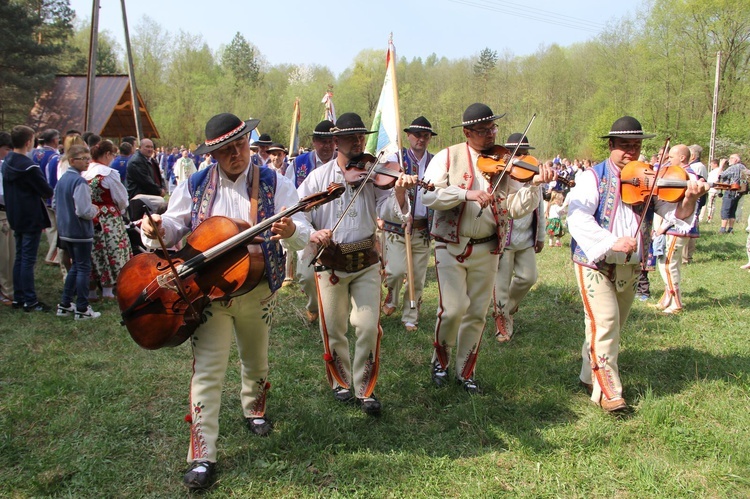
[567,116,708,414]
[422,103,555,395]
[297,112,417,416]
[140,113,313,490]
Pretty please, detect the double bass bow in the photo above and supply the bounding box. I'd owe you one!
[117,183,345,350]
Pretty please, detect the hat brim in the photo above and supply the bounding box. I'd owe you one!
[194,118,259,155]
[331,129,377,136]
[452,113,506,129]
[404,127,437,136]
[504,144,535,150]
[600,133,656,139]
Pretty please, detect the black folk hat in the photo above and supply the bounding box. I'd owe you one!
[311,120,335,138]
[330,113,376,136]
[267,143,288,154]
[404,116,437,136]
[453,103,506,128]
[194,113,260,155]
[252,133,273,147]
[504,132,534,150]
[600,116,656,139]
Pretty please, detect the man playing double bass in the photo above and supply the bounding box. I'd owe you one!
[567,116,707,413]
[140,113,313,490]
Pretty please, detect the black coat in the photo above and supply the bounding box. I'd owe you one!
[126,151,163,199]
[1,152,53,232]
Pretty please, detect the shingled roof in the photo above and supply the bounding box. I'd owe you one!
[27,75,160,139]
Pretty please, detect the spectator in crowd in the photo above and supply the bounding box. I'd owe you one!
[718,154,748,234]
[173,148,197,186]
[53,144,100,320]
[0,131,14,305]
[83,140,131,300]
[110,142,133,184]
[1,125,53,312]
[126,138,166,215]
[31,129,61,266]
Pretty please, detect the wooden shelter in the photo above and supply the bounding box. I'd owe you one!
[27,75,160,139]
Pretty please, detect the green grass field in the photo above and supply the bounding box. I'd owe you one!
[1,222,749,497]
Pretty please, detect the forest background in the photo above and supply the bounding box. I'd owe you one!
[1,0,748,161]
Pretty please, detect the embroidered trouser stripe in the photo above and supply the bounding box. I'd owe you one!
[316,264,383,398]
[657,234,686,310]
[575,263,638,403]
[432,242,499,380]
[492,245,538,331]
[188,283,274,463]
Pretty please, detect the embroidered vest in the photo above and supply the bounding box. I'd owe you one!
[429,144,505,254]
[188,165,286,292]
[291,151,316,188]
[570,160,653,270]
[382,147,434,237]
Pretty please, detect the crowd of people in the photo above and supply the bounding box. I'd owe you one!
[1,109,748,490]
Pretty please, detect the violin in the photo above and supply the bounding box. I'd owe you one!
[344,153,435,191]
[117,183,345,350]
[476,145,576,188]
[620,161,694,205]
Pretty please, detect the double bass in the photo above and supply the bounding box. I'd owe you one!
[117,183,345,350]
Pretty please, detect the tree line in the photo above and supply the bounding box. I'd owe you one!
[1,0,748,161]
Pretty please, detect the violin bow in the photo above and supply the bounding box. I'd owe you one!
[477,113,537,219]
[143,207,202,322]
[308,150,386,267]
[625,136,670,263]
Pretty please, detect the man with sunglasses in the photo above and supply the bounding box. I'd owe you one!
[423,103,554,394]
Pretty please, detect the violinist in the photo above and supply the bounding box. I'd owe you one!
[718,154,748,234]
[297,112,416,416]
[651,145,702,314]
[286,120,336,323]
[140,113,313,490]
[491,133,546,343]
[381,116,437,332]
[567,116,708,413]
[422,103,554,394]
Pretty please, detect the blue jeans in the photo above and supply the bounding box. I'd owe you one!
[61,241,93,311]
[13,230,42,306]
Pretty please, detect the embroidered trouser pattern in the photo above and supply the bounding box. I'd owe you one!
[492,245,538,330]
[575,263,638,403]
[383,231,431,325]
[315,263,383,398]
[187,283,275,463]
[296,247,318,314]
[432,241,499,381]
[657,234,687,310]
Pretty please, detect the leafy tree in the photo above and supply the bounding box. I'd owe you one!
[0,0,69,128]
[59,19,122,75]
[222,32,261,89]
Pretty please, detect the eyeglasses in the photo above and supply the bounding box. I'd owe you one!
[468,124,498,137]
[72,156,92,161]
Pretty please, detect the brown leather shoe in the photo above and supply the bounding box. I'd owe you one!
[600,396,628,413]
[404,323,418,332]
[382,304,396,317]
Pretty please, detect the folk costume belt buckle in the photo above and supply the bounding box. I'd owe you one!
[344,252,367,273]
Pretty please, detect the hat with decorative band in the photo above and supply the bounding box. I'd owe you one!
[311,120,335,138]
[404,116,437,136]
[252,133,273,147]
[452,103,506,128]
[267,143,288,154]
[194,113,260,155]
[330,113,376,136]
[600,116,656,139]
[504,132,534,150]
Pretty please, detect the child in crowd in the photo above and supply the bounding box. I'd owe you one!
[546,191,566,247]
[53,144,101,320]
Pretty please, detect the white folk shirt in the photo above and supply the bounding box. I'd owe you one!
[385,149,429,219]
[142,164,311,252]
[507,186,545,251]
[567,162,694,265]
[422,144,541,242]
[297,158,410,243]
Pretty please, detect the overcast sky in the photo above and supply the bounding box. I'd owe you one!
[68,0,638,75]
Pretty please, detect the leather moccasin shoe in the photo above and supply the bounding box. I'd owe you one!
[246,417,273,436]
[600,397,628,413]
[332,387,354,403]
[431,362,449,387]
[404,323,418,332]
[183,460,216,490]
[382,304,396,317]
[306,310,319,323]
[358,396,381,416]
[662,307,682,315]
[458,377,481,395]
